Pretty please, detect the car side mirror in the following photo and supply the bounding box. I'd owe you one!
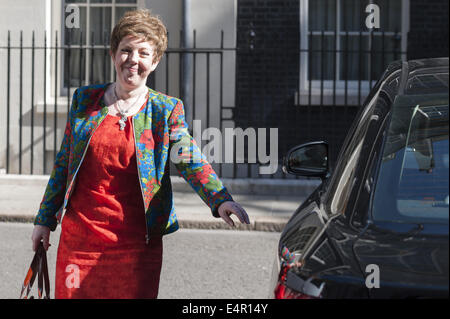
[282,141,329,179]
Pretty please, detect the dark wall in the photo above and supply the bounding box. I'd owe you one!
[235,0,448,176]
[235,0,356,170]
[236,0,300,162]
[235,0,299,132]
[408,0,449,59]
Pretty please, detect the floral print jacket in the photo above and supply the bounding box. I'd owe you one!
[34,83,233,240]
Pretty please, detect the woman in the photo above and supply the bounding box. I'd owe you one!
[31,9,249,299]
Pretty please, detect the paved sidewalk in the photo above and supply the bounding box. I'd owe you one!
[0,174,320,232]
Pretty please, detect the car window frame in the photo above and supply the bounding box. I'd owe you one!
[348,71,403,229]
[323,68,402,220]
[349,109,392,229]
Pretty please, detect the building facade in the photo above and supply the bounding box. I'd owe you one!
[235,0,448,167]
[0,0,448,177]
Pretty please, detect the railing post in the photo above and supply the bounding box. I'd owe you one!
[19,30,23,174]
[67,29,71,114]
[31,31,35,174]
[6,31,11,174]
[219,30,224,177]
[54,30,58,162]
[79,30,83,87]
[181,0,192,121]
[90,31,94,84]
[358,30,363,106]
[43,31,47,174]
[192,29,196,122]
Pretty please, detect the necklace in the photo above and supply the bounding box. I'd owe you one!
[113,84,145,130]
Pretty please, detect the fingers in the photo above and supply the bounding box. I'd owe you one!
[239,206,250,224]
[32,239,51,252]
[232,206,246,224]
[31,226,51,252]
[221,212,235,227]
[32,238,38,252]
[219,202,250,226]
[42,233,51,251]
[31,232,39,252]
[229,202,250,224]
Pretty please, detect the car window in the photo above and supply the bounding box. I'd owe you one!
[372,93,449,224]
[326,70,400,217]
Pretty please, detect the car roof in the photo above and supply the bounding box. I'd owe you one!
[405,58,449,95]
[384,58,449,95]
[384,57,449,80]
[407,57,449,73]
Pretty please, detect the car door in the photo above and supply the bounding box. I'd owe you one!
[276,63,403,298]
[351,63,449,298]
[313,66,402,297]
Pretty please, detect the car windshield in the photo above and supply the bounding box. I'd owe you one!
[372,93,449,224]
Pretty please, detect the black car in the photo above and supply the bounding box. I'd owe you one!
[270,58,449,299]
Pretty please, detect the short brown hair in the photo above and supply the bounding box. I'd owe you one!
[110,9,168,62]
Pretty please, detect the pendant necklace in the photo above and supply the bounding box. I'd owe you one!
[113,85,144,131]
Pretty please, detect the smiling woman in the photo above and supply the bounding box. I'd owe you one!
[105,36,159,122]
[105,10,167,119]
[31,9,250,299]
[112,37,158,89]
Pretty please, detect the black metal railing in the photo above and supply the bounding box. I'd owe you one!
[1,29,405,178]
[293,30,405,167]
[234,29,406,178]
[1,30,239,177]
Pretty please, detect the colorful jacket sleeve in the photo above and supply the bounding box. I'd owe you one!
[34,90,77,230]
[169,99,233,217]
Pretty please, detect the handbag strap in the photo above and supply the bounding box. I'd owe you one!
[39,245,51,299]
[20,242,51,299]
[43,248,51,298]
[20,247,40,299]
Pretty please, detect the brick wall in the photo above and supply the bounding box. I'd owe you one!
[235,0,357,171]
[408,0,449,59]
[235,0,448,176]
[236,0,300,162]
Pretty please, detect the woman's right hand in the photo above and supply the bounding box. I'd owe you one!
[31,225,51,251]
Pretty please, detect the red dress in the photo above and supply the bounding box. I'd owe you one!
[55,102,163,299]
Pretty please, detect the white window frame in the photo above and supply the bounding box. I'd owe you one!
[297,0,410,106]
[61,0,143,94]
[36,0,143,156]
[43,0,143,101]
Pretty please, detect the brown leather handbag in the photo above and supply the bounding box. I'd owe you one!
[20,242,51,299]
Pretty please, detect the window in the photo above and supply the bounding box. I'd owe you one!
[63,0,139,88]
[373,95,449,224]
[298,0,409,105]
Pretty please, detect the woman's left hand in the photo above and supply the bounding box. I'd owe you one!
[218,201,250,227]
